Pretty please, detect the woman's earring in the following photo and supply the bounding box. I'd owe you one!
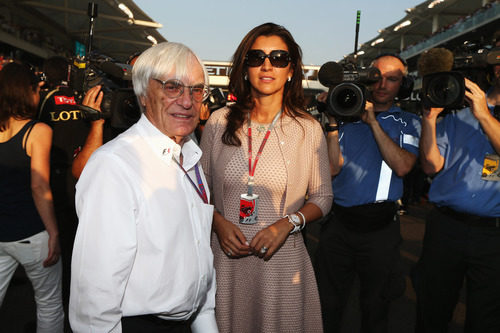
[287,76,291,82]
[244,73,248,80]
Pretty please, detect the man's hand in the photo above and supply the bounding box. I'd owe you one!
[361,101,377,125]
[422,107,445,121]
[465,78,490,122]
[83,85,104,124]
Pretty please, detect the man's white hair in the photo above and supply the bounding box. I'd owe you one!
[132,42,209,112]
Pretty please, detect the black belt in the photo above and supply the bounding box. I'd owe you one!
[127,314,190,325]
[332,201,397,233]
[436,206,500,228]
[122,314,192,333]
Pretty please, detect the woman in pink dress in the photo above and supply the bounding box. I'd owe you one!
[200,22,332,333]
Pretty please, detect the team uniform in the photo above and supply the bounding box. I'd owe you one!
[316,105,421,332]
[415,106,500,332]
[38,85,91,309]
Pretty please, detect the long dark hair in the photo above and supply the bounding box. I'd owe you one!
[0,62,39,131]
[223,22,311,146]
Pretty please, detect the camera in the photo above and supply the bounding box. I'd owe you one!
[318,61,381,119]
[421,46,500,108]
[66,2,140,131]
[71,55,140,130]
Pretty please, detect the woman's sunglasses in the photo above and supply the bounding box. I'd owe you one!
[245,49,291,68]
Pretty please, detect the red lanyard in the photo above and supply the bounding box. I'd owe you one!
[247,110,282,195]
[173,159,208,204]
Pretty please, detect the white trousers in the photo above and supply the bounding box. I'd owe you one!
[0,230,64,333]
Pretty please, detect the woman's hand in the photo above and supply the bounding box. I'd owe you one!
[43,234,61,267]
[213,215,252,258]
[250,218,293,260]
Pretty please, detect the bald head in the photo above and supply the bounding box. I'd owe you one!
[370,55,406,110]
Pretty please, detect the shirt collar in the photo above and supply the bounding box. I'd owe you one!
[135,114,202,168]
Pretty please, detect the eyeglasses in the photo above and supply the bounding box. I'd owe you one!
[152,78,209,102]
[245,49,291,68]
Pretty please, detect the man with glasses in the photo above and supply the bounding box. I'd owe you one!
[315,54,421,332]
[69,42,218,333]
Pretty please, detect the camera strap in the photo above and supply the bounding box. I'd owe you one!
[172,159,208,204]
[246,109,282,196]
[38,88,60,119]
[493,105,500,120]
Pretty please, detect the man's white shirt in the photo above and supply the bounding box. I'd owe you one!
[69,114,217,333]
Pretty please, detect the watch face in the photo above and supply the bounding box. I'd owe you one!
[290,214,301,224]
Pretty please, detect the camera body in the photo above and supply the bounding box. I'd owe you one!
[318,61,381,120]
[71,55,140,129]
[421,46,500,109]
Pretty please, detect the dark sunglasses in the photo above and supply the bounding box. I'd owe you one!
[245,49,291,68]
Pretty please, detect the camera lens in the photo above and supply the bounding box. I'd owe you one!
[422,71,465,108]
[426,75,461,105]
[329,83,365,118]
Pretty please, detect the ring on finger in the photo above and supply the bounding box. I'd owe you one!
[260,246,268,254]
[226,250,232,256]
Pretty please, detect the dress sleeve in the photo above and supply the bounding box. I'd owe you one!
[200,112,219,193]
[69,151,139,333]
[305,121,333,216]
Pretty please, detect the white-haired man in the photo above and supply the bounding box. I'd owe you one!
[69,42,218,333]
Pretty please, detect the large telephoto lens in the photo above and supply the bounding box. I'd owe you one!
[422,71,465,108]
[328,83,366,118]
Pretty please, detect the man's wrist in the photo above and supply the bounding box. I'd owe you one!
[325,124,339,132]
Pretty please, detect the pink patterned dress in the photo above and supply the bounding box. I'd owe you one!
[200,108,332,333]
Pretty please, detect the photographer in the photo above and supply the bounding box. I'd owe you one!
[71,84,104,179]
[415,45,500,332]
[315,54,421,332]
[37,56,106,315]
[37,56,90,311]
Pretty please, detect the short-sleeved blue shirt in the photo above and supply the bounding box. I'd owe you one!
[332,105,421,207]
[428,106,500,217]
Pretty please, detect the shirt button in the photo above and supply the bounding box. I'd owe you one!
[280,141,285,145]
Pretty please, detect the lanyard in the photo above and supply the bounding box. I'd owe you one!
[246,110,282,195]
[173,159,208,204]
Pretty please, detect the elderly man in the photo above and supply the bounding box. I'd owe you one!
[69,42,218,333]
[316,54,421,332]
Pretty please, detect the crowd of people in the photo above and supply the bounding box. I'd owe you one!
[0,22,499,333]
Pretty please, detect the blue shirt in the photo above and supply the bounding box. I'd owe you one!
[333,105,421,207]
[428,107,500,217]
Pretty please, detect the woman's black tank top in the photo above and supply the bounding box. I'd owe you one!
[0,120,45,242]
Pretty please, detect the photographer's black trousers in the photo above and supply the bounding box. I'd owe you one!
[315,211,402,333]
[414,207,500,333]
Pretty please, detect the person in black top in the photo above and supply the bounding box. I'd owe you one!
[37,56,104,314]
[0,62,64,332]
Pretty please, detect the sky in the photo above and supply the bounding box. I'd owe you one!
[134,0,422,66]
